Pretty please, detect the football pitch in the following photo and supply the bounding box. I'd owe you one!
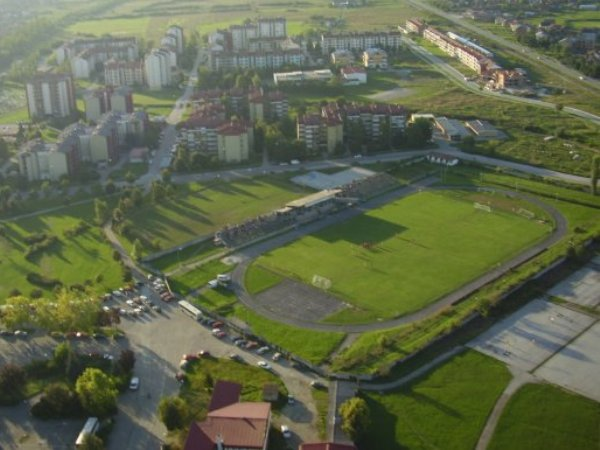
[254,190,551,323]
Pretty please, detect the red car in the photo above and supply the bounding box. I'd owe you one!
[213,331,226,339]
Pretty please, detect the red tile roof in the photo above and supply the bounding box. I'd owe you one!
[184,402,271,450]
[209,381,242,412]
[300,443,358,450]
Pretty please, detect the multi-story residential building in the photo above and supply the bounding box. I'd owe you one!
[334,101,407,139]
[362,48,388,69]
[209,49,305,71]
[104,60,145,87]
[84,86,134,122]
[144,48,174,90]
[55,37,138,65]
[331,49,355,66]
[216,121,253,163]
[320,31,402,55]
[422,26,498,74]
[163,25,184,54]
[18,122,85,181]
[265,91,288,120]
[87,110,147,163]
[180,115,228,154]
[297,111,343,155]
[491,69,528,89]
[26,72,77,119]
[405,18,426,35]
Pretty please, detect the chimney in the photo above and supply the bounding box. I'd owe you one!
[216,434,224,450]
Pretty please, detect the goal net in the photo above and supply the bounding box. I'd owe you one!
[312,275,332,290]
[474,202,492,213]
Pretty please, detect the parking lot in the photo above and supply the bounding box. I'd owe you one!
[0,280,322,450]
[547,257,600,309]
[468,298,595,371]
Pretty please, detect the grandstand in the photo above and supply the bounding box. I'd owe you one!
[214,172,400,248]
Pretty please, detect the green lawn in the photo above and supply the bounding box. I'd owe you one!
[67,17,152,37]
[255,190,551,323]
[488,383,600,450]
[245,265,283,295]
[123,176,307,251]
[363,350,511,450]
[147,239,224,274]
[0,202,122,300]
[169,260,232,296]
[180,356,287,422]
[108,163,148,181]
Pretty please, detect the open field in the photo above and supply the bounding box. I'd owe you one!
[147,239,224,274]
[169,259,231,295]
[255,189,551,323]
[488,383,600,450]
[363,350,511,450]
[245,265,283,295]
[122,176,308,251]
[0,202,122,301]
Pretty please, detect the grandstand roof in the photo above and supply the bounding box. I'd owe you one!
[286,190,341,209]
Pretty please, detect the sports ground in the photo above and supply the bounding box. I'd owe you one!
[254,190,551,323]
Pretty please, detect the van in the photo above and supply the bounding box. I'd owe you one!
[217,274,231,284]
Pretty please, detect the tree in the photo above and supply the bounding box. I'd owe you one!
[131,239,142,261]
[461,135,476,152]
[94,199,109,225]
[158,396,189,430]
[0,137,9,161]
[104,180,116,195]
[124,171,136,184]
[78,434,104,450]
[405,118,433,148]
[0,364,26,396]
[339,397,371,442]
[118,349,136,374]
[591,155,600,195]
[161,168,172,184]
[75,368,118,417]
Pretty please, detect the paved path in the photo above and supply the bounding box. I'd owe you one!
[475,369,539,450]
[230,185,567,333]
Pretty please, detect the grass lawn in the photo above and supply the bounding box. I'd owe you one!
[169,260,232,296]
[147,239,224,274]
[488,383,600,450]
[311,387,329,440]
[123,176,308,251]
[0,202,122,301]
[363,350,511,450]
[192,289,345,365]
[245,265,283,295]
[132,88,179,116]
[255,190,551,323]
[108,163,148,181]
[180,356,287,422]
[0,107,29,125]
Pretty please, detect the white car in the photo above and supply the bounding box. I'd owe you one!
[126,300,135,307]
[281,425,291,438]
[272,352,281,361]
[257,361,271,370]
[129,376,140,390]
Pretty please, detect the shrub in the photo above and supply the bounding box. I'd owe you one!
[26,272,63,289]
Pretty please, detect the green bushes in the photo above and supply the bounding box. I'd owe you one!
[26,272,63,289]
[24,234,60,260]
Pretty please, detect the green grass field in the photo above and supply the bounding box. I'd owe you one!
[169,259,231,295]
[488,383,600,450]
[122,176,307,251]
[245,265,283,295]
[363,350,511,450]
[147,239,224,274]
[0,202,122,301]
[255,190,551,323]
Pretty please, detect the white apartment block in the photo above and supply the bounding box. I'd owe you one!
[144,48,174,90]
[104,60,145,86]
[26,72,77,119]
[321,31,402,55]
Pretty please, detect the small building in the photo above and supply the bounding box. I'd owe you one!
[464,120,500,139]
[427,152,459,166]
[434,116,470,141]
[129,147,148,163]
[341,66,367,85]
[331,49,355,66]
[216,121,253,163]
[362,48,388,69]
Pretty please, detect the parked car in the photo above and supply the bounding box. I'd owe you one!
[310,380,325,389]
[281,425,291,438]
[272,352,282,361]
[214,331,226,339]
[182,354,199,361]
[197,350,211,358]
[129,376,140,390]
[287,394,295,405]
[0,330,14,337]
[175,372,186,383]
[229,353,242,362]
[257,361,271,370]
[257,346,270,355]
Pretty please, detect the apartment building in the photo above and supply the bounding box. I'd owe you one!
[337,102,407,138]
[180,114,228,154]
[26,72,77,119]
[320,31,402,55]
[104,60,145,87]
[405,18,426,34]
[209,49,305,71]
[56,37,138,65]
[216,121,254,163]
[362,48,388,69]
[273,69,333,85]
[144,48,175,90]
[331,49,355,66]
[162,25,184,54]
[341,66,367,85]
[297,111,343,155]
[87,110,147,163]
[84,86,134,122]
